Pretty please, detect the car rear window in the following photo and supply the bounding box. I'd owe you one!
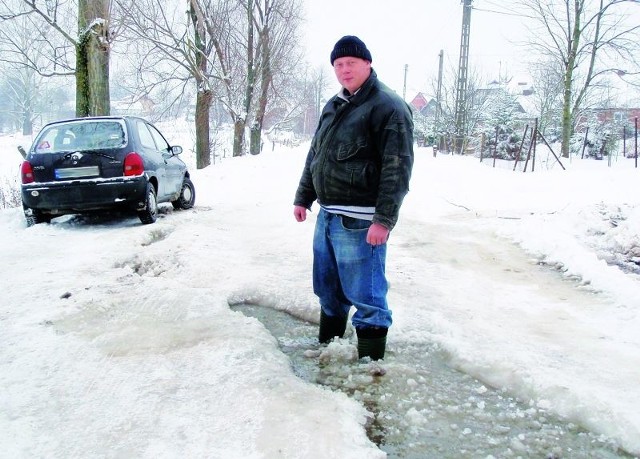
[35,120,126,153]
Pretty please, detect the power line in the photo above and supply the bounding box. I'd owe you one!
[475,0,535,19]
[472,6,535,19]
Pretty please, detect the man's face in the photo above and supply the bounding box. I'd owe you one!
[333,56,371,94]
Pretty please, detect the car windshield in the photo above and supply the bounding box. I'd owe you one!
[34,120,126,153]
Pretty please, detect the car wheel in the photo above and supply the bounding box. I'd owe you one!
[24,207,52,227]
[171,177,196,210]
[137,183,158,224]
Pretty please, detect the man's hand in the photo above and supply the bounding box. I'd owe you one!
[367,223,389,246]
[293,205,307,222]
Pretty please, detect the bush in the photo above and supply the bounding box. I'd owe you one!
[478,128,523,160]
[0,178,21,209]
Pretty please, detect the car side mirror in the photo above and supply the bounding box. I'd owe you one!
[171,145,183,155]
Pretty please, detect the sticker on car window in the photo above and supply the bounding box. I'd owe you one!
[37,141,51,151]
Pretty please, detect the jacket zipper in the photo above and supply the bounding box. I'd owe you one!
[317,98,352,199]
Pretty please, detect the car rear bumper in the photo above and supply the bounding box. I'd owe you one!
[21,176,148,214]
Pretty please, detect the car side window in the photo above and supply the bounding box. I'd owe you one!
[148,123,170,153]
[137,121,157,150]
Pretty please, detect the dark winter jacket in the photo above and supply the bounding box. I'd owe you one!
[293,69,414,230]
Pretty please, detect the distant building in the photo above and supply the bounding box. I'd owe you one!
[577,108,640,130]
[473,80,529,116]
[111,95,156,117]
[409,92,437,117]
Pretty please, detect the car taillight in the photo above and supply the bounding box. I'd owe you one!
[21,161,35,184]
[123,152,144,176]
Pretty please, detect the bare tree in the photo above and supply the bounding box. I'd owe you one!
[218,0,303,156]
[0,10,44,133]
[519,0,640,157]
[301,65,330,136]
[116,0,303,160]
[430,62,485,152]
[247,0,303,155]
[0,1,71,132]
[264,64,327,145]
[114,0,220,168]
[5,66,38,134]
[528,57,564,137]
[117,0,263,162]
[0,1,75,78]
[0,0,112,117]
[117,0,247,160]
[189,0,214,168]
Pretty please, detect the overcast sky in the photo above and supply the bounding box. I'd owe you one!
[302,0,530,99]
[301,0,640,104]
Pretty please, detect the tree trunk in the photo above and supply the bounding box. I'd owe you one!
[244,0,256,155]
[190,2,211,169]
[75,38,90,117]
[87,25,110,116]
[249,14,271,156]
[77,0,110,117]
[195,89,212,169]
[22,110,33,136]
[233,118,245,156]
[560,0,582,158]
[249,125,261,155]
[560,72,573,158]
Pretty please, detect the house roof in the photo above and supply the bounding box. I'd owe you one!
[410,92,430,110]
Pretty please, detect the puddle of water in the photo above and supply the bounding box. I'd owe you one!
[231,303,636,459]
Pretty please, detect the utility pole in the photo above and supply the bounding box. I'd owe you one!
[435,50,444,150]
[403,64,408,100]
[454,0,473,154]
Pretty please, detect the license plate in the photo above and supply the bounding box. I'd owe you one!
[55,166,100,179]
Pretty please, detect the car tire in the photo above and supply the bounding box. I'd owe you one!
[137,182,158,224]
[24,207,52,227]
[171,177,196,210]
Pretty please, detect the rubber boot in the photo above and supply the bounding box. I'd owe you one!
[318,310,348,344]
[356,327,388,360]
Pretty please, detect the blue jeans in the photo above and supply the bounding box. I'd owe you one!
[312,208,391,330]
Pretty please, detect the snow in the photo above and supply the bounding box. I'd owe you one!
[1,122,639,457]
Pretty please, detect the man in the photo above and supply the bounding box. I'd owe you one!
[293,35,414,361]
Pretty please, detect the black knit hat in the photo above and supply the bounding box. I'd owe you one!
[330,35,372,65]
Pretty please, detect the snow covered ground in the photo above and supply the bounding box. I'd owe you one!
[0,123,639,458]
